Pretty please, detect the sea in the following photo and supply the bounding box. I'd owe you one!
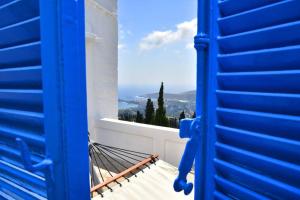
[118,85,156,101]
[118,85,195,109]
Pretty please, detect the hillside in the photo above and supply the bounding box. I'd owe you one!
[119,90,196,118]
[141,90,196,102]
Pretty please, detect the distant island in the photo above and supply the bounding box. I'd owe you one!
[142,90,196,101]
[118,84,196,128]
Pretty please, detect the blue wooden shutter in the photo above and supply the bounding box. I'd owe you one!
[0,1,89,199]
[202,0,300,199]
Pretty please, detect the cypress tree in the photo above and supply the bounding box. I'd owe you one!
[119,112,135,122]
[154,82,169,126]
[179,111,186,121]
[192,111,196,118]
[144,98,155,124]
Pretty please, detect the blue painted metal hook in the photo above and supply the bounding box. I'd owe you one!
[16,138,53,173]
[174,117,202,195]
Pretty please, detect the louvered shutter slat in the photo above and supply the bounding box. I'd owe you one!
[0,1,46,198]
[209,1,300,198]
[0,145,43,165]
[217,108,300,140]
[0,66,42,88]
[0,176,45,200]
[214,175,270,200]
[218,45,300,72]
[0,17,40,48]
[215,159,300,199]
[217,90,300,115]
[219,21,300,53]
[218,0,283,17]
[0,42,41,67]
[0,0,39,28]
[0,1,89,199]
[216,125,300,163]
[218,70,300,92]
[216,143,300,187]
[0,90,43,112]
[218,0,300,35]
[214,191,232,200]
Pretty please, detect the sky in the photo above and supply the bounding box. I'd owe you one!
[118,0,198,92]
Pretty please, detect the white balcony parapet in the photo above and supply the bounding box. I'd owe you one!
[93,118,188,166]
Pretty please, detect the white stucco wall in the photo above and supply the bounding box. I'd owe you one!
[85,0,118,134]
[94,119,187,166]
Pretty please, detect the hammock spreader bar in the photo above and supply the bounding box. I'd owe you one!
[91,154,159,193]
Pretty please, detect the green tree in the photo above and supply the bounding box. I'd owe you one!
[154,82,169,126]
[179,111,186,122]
[169,117,179,128]
[144,98,155,124]
[192,111,196,118]
[135,111,144,123]
[119,111,135,122]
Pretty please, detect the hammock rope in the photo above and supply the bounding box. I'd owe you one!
[89,140,158,198]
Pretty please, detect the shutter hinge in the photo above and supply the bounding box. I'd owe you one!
[174,117,202,195]
[16,138,54,181]
[194,33,210,50]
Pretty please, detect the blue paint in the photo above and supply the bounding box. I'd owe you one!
[0,0,89,199]
[16,138,53,177]
[1,0,300,199]
[175,0,300,199]
[40,0,90,199]
[174,117,202,195]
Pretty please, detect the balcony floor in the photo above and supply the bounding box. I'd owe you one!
[92,160,194,200]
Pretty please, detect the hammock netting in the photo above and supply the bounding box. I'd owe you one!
[89,141,158,198]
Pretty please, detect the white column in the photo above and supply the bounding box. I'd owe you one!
[85,0,118,136]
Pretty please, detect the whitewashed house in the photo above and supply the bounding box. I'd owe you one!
[84,0,187,167]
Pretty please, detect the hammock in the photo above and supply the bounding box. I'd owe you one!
[89,142,158,198]
[88,131,194,200]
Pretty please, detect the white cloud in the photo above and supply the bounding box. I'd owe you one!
[118,44,125,50]
[139,18,197,51]
[185,43,194,49]
[119,24,132,40]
